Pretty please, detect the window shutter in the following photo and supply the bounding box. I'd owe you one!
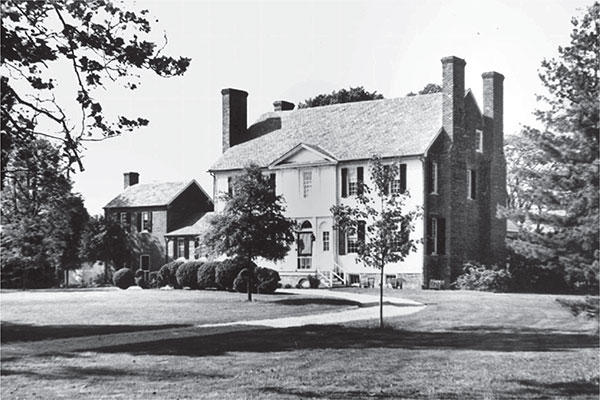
[357,221,366,243]
[426,217,434,255]
[173,240,177,258]
[338,228,346,255]
[136,212,141,232]
[227,177,233,197]
[357,167,364,195]
[184,239,189,259]
[341,168,348,198]
[269,173,276,194]
[148,211,153,233]
[126,212,131,230]
[438,218,446,255]
[400,164,407,193]
[426,162,433,193]
[383,165,390,195]
[471,170,477,200]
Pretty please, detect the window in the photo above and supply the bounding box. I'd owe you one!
[322,231,330,251]
[140,255,150,280]
[302,171,312,198]
[141,211,152,232]
[227,176,234,197]
[177,238,185,259]
[390,164,407,195]
[476,129,483,153]
[427,216,446,255]
[268,173,276,194]
[467,169,477,200]
[120,212,128,226]
[341,167,363,197]
[431,162,438,194]
[347,221,365,254]
[348,168,358,196]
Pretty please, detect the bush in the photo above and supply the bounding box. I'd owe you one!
[556,297,599,320]
[232,266,280,294]
[197,262,218,289]
[452,262,512,292]
[255,267,280,294]
[215,258,254,291]
[176,261,204,289]
[1,257,56,289]
[134,270,148,289]
[157,260,185,288]
[113,268,135,289]
[308,274,320,289]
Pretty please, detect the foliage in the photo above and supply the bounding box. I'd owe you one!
[406,83,443,97]
[157,260,184,288]
[555,296,599,320]
[80,215,134,271]
[452,262,512,292]
[113,267,134,289]
[307,274,321,289]
[0,256,55,289]
[176,261,203,289]
[202,164,295,300]
[214,259,251,291]
[1,138,89,286]
[167,261,182,289]
[232,267,279,294]
[232,269,251,293]
[298,86,383,108]
[1,0,190,181]
[134,269,148,289]
[331,156,420,327]
[500,3,599,292]
[196,262,218,289]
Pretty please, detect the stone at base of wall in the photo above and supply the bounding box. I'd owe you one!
[277,272,423,290]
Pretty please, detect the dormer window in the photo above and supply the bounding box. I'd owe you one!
[476,129,483,153]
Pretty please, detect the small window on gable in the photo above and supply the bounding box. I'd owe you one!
[476,129,483,153]
[431,162,439,194]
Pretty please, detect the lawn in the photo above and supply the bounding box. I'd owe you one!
[1,288,598,399]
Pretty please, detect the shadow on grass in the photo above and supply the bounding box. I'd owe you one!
[273,298,361,307]
[1,322,191,343]
[88,324,598,356]
[511,378,600,397]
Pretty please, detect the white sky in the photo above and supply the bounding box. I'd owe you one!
[71,0,592,215]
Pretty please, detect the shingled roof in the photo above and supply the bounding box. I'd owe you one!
[165,212,214,237]
[104,181,195,209]
[210,93,443,171]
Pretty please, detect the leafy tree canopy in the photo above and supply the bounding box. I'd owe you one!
[80,214,134,272]
[1,0,190,182]
[298,86,383,108]
[406,83,442,97]
[501,2,599,291]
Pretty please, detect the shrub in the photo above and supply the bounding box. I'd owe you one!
[232,266,280,294]
[452,262,512,292]
[134,270,148,289]
[1,257,55,289]
[197,262,219,289]
[215,258,254,291]
[255,267,280,294]
[113,268,135,289]
[284,283,293,289]
[308,274,320,289]
[176,261,204,289]
[556,297,599,320]
[158,260,185,288]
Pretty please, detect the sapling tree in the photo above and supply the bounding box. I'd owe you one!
[202,164,295,300]
[331,157,420,328]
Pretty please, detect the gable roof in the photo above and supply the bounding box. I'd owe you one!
[104,180,202,209]
[211,93,443,171]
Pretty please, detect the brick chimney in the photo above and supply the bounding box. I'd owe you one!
[221,88,248,153]
[482,71,504,153]
[273,100,294,112]
[441,56,466,142]
[123,172,139,189]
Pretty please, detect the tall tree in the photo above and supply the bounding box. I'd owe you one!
[502,2,599,291]
[331,157,420,328]
[406,83,442,97]
[298,86,383,109]
[202,164,296,301]
[1,0,190,183]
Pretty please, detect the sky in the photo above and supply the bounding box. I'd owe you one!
[70,0,593,215]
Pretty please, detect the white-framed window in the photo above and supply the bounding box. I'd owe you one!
[141,211,152,232]
[347,230,359,253]
[322,231,330,252]
[476,129,483,153]
[390,179,402,195]
[177,238,185,259]
[431,217,438,255]
[431,162,438,194]
[348,168,358,196]
[467,169,476,200]
[120,212,128,225]
[302,171,312,198]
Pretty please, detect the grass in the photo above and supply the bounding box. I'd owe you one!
[1,287,599,399]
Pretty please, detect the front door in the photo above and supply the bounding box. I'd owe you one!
[297,221,313,270]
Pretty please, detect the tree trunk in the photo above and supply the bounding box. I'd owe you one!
[380,266,384,329]
[247,262,253,302]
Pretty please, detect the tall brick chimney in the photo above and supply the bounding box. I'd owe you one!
[441,56,466,142]
[273,100,294,112]
[123,172,139,189]
[482,71,507,263]
[221,88,248,153]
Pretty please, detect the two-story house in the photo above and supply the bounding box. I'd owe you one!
[104,173,214,278]
[209,56,507,289]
